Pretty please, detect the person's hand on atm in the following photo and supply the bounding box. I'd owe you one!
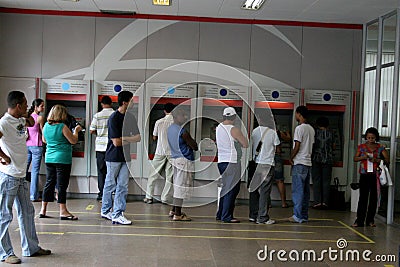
[73,125,83,134]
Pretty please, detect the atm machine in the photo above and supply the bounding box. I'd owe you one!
[40,79,91,193]
[142,83,197,198]
[304,89,352,185]
[91,81,143,195]
[251,88,300,183]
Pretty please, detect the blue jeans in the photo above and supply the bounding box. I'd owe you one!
[101,162,129,219]
[0,172,41,260]
[26,146,43,201]
[291,164,311,223]
[216,162,241,222]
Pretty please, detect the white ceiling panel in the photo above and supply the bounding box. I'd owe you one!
[0,0,398,23]
[12,0,60,10]
[93,0,137,12]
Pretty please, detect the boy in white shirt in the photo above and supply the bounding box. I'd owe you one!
[249,118,280,224]
[289,106,315,223]
[0,91,51,264]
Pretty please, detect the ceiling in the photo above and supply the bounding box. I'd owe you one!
[0,0,399,24]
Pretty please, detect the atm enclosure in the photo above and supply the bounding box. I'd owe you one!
[142,83,197,198]
[41,79,91,192]
[91,81,143,195]
[304,90,352,185]
[251,88,300,183]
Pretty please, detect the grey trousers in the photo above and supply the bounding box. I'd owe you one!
[249,164,274,223]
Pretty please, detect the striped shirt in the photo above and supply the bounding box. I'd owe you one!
[90,108,114,152]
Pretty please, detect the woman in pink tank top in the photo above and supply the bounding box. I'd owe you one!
[26,99,45,201]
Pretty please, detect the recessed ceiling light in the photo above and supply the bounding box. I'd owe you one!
[153,0,171,6]
[241,0,266,10]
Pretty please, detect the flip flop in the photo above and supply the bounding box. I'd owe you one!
[39,214,51,218]
[60,215,78,221]
[282,204,289,208]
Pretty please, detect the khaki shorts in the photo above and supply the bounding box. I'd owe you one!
[171,157,194,199]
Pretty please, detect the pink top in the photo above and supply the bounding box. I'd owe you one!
[26,113,43,147]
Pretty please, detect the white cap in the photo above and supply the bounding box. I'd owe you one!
[223,107,237,116]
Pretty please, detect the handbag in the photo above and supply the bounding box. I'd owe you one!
[328,177,346,210]
[379,160,392,186]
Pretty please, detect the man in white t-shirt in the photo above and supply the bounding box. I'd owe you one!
[0,91,51,264]
[144,103,175,205]
[248,118,280,225]
[216,107,248,223]
[289,106,315,223]
[90,95,114,201]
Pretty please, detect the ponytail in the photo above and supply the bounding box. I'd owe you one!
[28,98,44,116]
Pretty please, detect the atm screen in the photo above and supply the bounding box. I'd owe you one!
[201,106,243,141]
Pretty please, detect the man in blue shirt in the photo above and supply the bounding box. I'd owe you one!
[167,108,198,221]
[101,91,141,225]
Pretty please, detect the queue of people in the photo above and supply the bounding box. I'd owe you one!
[0,90,389,264]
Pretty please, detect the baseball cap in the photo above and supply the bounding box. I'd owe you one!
[223,107,237,116]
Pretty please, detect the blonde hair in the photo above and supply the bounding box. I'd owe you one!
[47,104,67,124]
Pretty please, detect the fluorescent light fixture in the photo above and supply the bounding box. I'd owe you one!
[241,0,266,10]
[153,0,171,6]
[61,0,80,2]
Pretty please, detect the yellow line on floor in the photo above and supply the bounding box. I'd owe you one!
[85,205,94,210]
[35,223,315,235]
[63,231,374,244]
[37,232,64,235]
[337,221,375,244]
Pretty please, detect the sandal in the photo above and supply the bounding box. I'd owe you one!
[39,214,52,218]
[351,223,363,227]
[282,203,289,208]
[368,223,376,227]
[60,214,78,220]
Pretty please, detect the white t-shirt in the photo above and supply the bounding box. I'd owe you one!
[0,113,28,177]
[90,108,114,152]
[153,114,174,156]
[293,123,315,166]
[216,123,237,163]
[251,126,280,165]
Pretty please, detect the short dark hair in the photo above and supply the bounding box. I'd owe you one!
[164,103,175,113]
[296,105,309,119]
[316,117,329,128]
[365,127,380,142]
[117,91,133,106]
[7,91,25,108]
[101,95,112,105]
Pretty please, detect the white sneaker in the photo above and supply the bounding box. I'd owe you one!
[257,219,275,225]
[112,214,132,225]
[101,211,112,220]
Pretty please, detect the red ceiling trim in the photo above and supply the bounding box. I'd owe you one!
[0,7,363,29]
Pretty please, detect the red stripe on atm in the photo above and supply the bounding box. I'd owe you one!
[150,98,191,105]
[130,154,137,160]
[254,101,294,109]
[98,95,138,103]
[202,99,243,107]
[46,93,86,101]
[306,104,345,112]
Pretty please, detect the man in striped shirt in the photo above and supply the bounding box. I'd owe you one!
[90,96,114,201]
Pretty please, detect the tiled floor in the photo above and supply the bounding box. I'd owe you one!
[4,199,400,266]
